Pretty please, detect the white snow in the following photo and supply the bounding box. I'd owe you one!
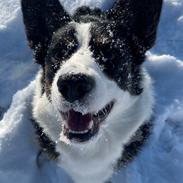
[0,0,37,109]
[0,0,183,183]
[153,0,183,60]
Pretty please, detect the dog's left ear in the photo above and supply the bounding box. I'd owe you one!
[106,0,163,53]
[21,0,71,65]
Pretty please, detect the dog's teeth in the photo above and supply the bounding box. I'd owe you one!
[89,121,94,129]
[104,108,108,115]
[69,130,89,134]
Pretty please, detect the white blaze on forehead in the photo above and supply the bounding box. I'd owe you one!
[56,22,96,75]
[75,23,91,49]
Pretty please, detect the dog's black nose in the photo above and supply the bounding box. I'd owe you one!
[57,74,95,103]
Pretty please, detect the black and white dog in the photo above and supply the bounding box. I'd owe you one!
[21,0,162,182]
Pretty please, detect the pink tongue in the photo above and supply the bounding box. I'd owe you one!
[67,110,92,132]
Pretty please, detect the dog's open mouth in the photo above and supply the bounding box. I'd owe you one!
[60,101,115,142]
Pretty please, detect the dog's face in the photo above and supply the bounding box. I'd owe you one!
[45,20,143,143]
[22,0,162,145]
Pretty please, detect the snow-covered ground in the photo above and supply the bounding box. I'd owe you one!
[0,0,183,182]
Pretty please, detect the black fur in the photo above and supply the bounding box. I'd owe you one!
[21,0,163,63]
[44,26,78,97]
[115,123,152,170]
[31,118,60,165]
[21,0,71,65]
[106,0,163,51]
[73,6,102,22]
[89,22,144,95]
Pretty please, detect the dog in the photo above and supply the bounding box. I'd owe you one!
[21,0,163,182]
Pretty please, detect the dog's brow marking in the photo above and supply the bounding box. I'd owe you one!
[75,23,91,49]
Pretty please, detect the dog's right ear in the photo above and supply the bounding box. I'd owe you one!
[21,0,71,65]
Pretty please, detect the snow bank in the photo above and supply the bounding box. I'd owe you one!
[0,4,37,109]
[153,0,183,60]
[0,81,38,183]
[0,0,19,29]
[114,103,183,183]
[0,81,70,183]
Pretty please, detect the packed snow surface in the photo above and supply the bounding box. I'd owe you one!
[0,0,183,183]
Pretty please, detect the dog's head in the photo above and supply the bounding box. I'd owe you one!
[22,0,162,145]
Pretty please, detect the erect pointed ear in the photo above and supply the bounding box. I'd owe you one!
[21,0,71,65]
[106,0,163,52]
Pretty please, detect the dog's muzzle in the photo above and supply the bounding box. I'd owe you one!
[57,73,115,143]
[60,100,115,142]
[57,73,95,103]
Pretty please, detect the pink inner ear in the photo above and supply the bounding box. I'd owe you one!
[68,110,92,132]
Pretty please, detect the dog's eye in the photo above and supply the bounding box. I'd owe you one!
[45,39,78,74]
[53,40,78,61]
[92,43,121,62]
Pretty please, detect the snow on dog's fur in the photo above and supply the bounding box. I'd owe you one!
[21,0,163,182]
